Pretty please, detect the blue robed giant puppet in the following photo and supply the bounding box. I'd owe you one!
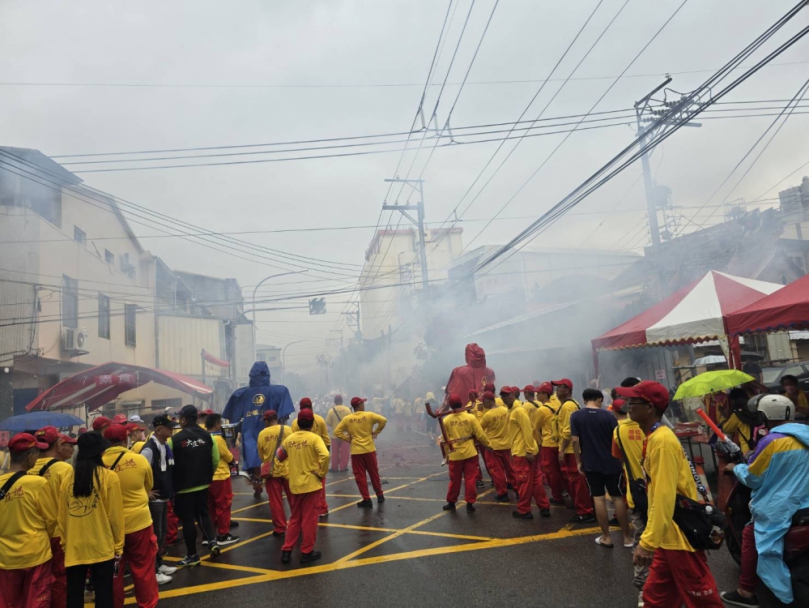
[223,361,294,476]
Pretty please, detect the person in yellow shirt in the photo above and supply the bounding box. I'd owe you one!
[618,381,723,608]
[555,379,594,522]
[59,432,125,608]
[325,395,352,473]
[611,396,648,593]
[402,397,414,432]
[102,424,160,608]
[533,382,565,505]
[206,414,239,546]
[0,433,57,608]
[258,409,292,537]
[293,398,331,518]
[333,397,387,508]
[29,426,73,607]
[479,391,515,502]
[721,388,757,455]
[277,410,329,565]
[465,389,488,490]
[506,387,551,519]
[441,394,491,513]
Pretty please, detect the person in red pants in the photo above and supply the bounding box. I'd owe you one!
[506,390,550,519]
[0,433,57,608]
[325,396,352,473]
[206,414,239,546]
[333,397,388,508]
[30,427,73,608]
[479,391,513,502]
[165,501,179,545]
[555,379,595,524]
[292,398,331,518]
[441,394,492,513]
[102,425,159,608]
[258,410,292,537]
[533,383,565,504]
[277,410,329,565]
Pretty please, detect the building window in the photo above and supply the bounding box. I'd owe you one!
[151,398,182,410]
[73,226,86,245]
[124,304,136,347]
[98,294,110,339]
[105,249,114,264]
[62,275,78,328]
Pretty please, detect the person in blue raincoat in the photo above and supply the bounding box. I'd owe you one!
[721,394,809,606]
[223,362,294,497]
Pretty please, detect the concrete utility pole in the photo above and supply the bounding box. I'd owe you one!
[382,178,429,291]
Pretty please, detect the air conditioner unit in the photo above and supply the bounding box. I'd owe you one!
[62,326,76,350]
[75,329,88,349]
[62,327,89,355]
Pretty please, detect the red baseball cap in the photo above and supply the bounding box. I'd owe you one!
[481,391,496,401]
[468,389,479,398]
[103,424,128,443]
[552,379,573,390]
[498,386,511,395]
[35,426,60,446]
[201,409,214,416]
[483,382,496,393]
[536,382,554,395]
[512,387,521,395]
[350,397,367,408]
[448,394,463,408]
[8,433,48,452]
[263,409,278,420]
[612,398,628,413]
[614,381,670,411]
[112,414,127,424]
[300,398,313,409]
[522,385,536,394]
[92,417,112,432]
[59,434,78,445]
[125,423,141,434]
[297,409,314,422]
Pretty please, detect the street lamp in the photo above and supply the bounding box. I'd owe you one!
[281,340,309,383]
[252,271,307,358]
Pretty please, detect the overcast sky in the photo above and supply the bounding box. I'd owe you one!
[1,0,807,373]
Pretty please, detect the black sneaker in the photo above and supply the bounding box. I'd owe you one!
[442,502,456,511]
[495,493,510,502]
[539,508,551,518]
[253,490,262,499]
[216,534,240,547]
[229,521,240,529]
[475,480,485,489]
[272,530,285,538]
[209,543,221,558]
[720,590,759,607]
[376,495,385,503]
[512,511,533,520]
[300,551,322,564]
[550,499,565,506]
[608,517,619,526]
[569,514,596,524]
[281,551,292,564]
[466,503,476,513]
[178,555,200,567]
[507,483,515,491]
[357,499,373,508]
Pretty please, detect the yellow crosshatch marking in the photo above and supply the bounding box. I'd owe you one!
[119,465,609,605]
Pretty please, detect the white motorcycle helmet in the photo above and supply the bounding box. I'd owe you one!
[747,393,794,422]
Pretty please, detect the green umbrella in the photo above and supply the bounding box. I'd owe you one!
[673,369,755,400]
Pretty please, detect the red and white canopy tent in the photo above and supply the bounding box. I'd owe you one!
[726,273,809,368]
[592,271,783,370]
[26,362,213,412]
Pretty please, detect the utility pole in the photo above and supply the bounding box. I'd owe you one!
[635,77,703,249]
[382,178,429,291]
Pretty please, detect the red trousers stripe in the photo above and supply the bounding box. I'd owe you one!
[562,453,594,516]
[0,561,53,608]
[265,477,291,533]
[540,446,564,502]
[643,548,723,607]
[351,452,383,500]
[282,490,320,554]
[113,526,159,608]
[208,478,234,536]
[446,456,478,504]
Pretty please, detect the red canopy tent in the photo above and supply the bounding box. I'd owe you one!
[725,273,809,367]
[26,362,213,412]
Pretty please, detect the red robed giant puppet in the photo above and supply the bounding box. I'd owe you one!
[444,344,496,405]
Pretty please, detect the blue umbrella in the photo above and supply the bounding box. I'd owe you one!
[0,411,85,432]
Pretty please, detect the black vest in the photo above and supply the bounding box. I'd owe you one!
[171,425,214,492]
[144,435,174,500]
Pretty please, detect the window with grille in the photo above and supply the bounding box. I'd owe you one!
[98,294,110,339]
[151,398,182,410]
[62,275,78,328]
[124,304,136,346]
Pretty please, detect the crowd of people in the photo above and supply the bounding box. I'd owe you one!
[1,365,808,608]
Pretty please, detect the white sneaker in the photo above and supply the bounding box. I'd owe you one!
[156,572,173,585]
[201,539,209,546]
[158,565,177,575]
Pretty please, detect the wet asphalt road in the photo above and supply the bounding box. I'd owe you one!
[147,431,784,608]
